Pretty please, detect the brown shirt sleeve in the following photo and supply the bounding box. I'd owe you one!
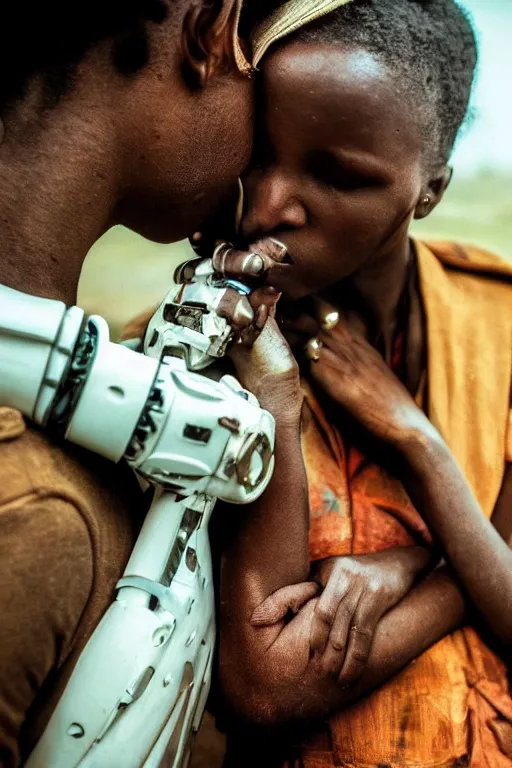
[0,497,93,767]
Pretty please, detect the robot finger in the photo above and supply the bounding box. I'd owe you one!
[173,257,206,285]
[212,242,283,281]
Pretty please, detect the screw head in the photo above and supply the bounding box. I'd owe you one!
[67,723,85,739]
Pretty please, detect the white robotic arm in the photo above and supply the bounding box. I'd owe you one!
[0,281,274,505]
[0,267,274,768]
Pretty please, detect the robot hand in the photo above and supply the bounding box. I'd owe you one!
[144,239,288,371]
[144,257,243,371]
[0,262,278,768]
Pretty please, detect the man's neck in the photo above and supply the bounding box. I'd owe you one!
[0,110,121,306]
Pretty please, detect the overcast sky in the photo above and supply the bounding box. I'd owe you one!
[452,0,512,175]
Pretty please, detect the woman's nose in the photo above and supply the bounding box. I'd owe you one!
[241,170,307,241]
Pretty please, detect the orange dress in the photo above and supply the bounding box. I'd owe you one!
[292,241,512,768]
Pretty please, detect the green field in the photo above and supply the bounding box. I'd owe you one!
[79,172,512,338]
[411,171,512,258]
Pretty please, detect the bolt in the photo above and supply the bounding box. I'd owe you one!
[152,624,175,648]
[67,723,85,739]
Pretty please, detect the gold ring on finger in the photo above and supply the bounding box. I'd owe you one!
[242,253,265,277]
[306,337,323,362]
[321,311,340,332]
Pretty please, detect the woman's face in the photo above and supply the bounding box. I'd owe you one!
[241,42,427,301]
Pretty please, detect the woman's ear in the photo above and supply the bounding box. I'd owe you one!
[181,0,242,88]
[414,166,453,220]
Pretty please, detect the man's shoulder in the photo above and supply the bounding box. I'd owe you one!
[0,407,142,547]
[0,409,141,756]
[0,407,86,510]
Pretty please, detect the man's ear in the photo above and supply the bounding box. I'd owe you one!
[181,0,242,88]
[414,166,453,220]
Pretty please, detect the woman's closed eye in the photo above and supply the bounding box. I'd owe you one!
[307,150,384,192]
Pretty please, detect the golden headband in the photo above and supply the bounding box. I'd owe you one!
[252,0,355,68]
[235,0,355,74]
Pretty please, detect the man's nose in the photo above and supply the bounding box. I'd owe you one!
[241,170,307,241]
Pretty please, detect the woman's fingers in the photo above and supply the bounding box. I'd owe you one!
[337,599,381,686]
[319,589,360,679]
[174,251,283,348]
[212,244,270,279]
[215,289,280,351]
[173,250,267,284]
[175,238,288,286]
[251,582,320,627]
[249,285,281,315]
[250,237,289,267]
[215,289,255,333]
[310,567,351,656]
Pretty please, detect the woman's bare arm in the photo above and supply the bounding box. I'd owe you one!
[220,465,512,727]
[302,305,512,649]
[220,548,465,727]
[219,301,511,727]
[395,436,512,646]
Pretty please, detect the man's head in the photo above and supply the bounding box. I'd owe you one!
[0,1,284,242]
[241,0,478,300]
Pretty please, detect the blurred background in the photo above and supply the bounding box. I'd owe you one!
[78,0,512,339]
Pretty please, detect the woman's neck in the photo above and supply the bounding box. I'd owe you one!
[332,240,414,363]
[0,109,121,306]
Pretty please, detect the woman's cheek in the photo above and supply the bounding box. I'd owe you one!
[335,196,400,255]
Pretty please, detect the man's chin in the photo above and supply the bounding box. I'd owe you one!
[124,216,200,247]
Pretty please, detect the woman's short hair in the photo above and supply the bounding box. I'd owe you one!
[294,0,478,169]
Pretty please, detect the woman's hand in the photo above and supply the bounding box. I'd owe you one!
[309,548,432,685]
[287,298,437,449]
[210,238,290,339]
[177,236,295,357]
[229,316,302,421]
[251,547,432,687]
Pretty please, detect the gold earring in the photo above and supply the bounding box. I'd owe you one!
[423,194,431,206]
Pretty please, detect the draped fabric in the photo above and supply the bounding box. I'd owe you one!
[297,240,512,767]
